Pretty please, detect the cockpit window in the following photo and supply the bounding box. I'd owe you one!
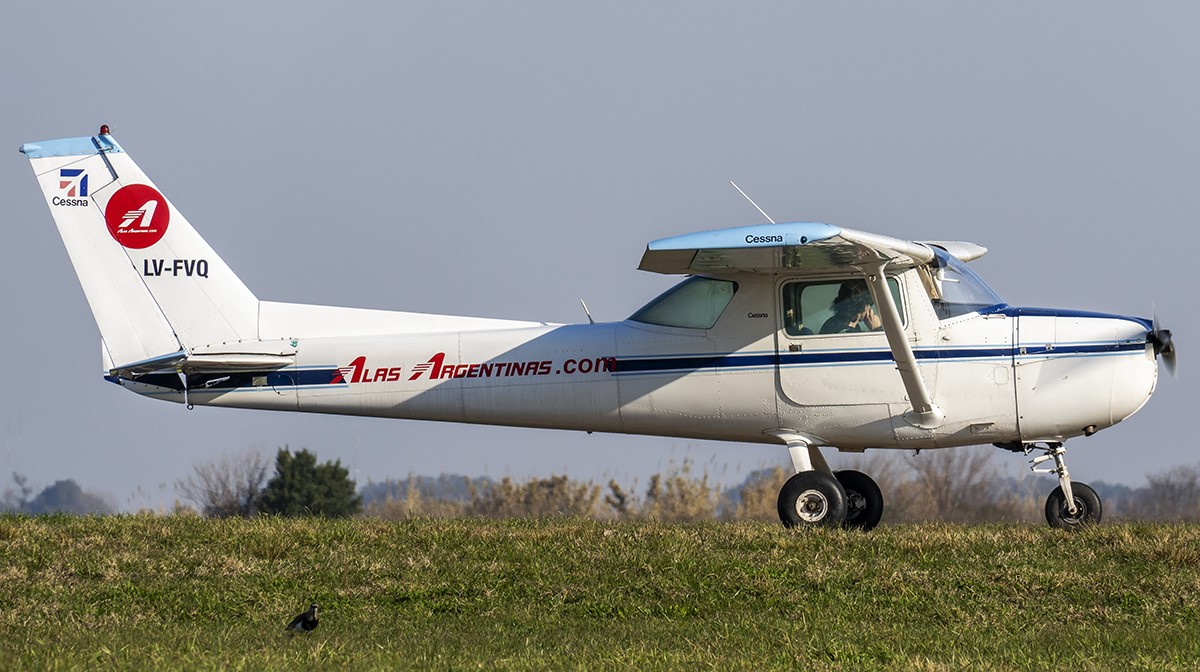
[629,276,738,329]
[918,249,1004,320]
[782,277,903,337]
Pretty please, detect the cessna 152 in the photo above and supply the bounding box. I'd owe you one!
[22,127,1176,531]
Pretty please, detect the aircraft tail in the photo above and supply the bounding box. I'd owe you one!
[20,127,258,370]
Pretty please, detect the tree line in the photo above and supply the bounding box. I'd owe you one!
[6,445,1200,523]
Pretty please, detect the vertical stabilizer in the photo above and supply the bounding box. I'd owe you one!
[20,129,258,368]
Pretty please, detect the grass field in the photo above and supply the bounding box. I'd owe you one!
[2,516,1198,670]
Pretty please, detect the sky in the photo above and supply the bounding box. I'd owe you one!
[1,2,1196,511]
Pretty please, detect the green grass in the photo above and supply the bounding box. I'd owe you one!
[2,516,1199,670]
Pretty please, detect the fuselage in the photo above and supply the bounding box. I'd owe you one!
[118,262,1158,453]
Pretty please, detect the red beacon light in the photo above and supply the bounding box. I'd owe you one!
[99,124,110,135]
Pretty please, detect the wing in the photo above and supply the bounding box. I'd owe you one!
[637,222,943,276]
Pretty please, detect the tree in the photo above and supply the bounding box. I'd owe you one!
[176,450,269,518]
[2,472,34,511]
[1131,465,1200,521]
[4,473,114,515]
[257,448,361,517]
[22,478,114,515]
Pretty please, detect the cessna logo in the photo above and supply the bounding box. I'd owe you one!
[104,184,170,249]
[53,169,89,206]
[332,356,402,384]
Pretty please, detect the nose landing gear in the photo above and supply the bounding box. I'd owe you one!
[998,441,1103,529]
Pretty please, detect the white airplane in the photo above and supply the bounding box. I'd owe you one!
[22,127,1176,530]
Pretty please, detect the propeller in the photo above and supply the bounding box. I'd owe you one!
[1149,309,1177,378]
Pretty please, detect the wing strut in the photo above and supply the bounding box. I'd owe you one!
[862,261,945,430]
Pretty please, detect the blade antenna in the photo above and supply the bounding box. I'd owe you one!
[730,181,776,224]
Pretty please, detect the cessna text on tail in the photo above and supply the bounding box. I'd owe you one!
[21,127,1176,530]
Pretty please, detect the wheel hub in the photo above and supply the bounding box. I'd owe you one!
[795,488,830,522]
[1060,497,1088,522]
[846,490,866,515]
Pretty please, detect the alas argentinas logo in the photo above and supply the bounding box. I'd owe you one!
[104,184,170,249]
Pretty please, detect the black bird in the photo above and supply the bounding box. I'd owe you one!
[286,603,319,634]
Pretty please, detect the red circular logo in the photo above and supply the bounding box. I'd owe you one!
[104,184,170,249]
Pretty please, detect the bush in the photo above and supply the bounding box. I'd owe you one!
[466,475,599,518]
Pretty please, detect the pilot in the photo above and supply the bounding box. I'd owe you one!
[820,280,883,334]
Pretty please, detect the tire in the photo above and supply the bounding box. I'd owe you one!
[834,470,884,531]
[778,471,847,528]
[1045,482,1102,530]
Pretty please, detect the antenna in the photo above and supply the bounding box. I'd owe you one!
[730,181,775,224]
[580,298,595,325]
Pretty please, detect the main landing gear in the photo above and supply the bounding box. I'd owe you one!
[997,441,1102,530]
[777,469,885,531]
[776,442,884,531]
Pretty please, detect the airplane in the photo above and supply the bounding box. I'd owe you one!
[21,126,1176,531]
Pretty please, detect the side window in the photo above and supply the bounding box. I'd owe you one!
[629,276,738,329]
[782,277,903,337]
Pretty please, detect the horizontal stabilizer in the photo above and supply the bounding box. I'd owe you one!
[111,350,294,378]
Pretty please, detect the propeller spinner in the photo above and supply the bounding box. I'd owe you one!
[1149,313,1177,377]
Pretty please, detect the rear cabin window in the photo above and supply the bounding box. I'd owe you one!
[781,277,904,337]
[629,276,738,329]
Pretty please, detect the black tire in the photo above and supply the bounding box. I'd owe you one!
[834,470,884,531]
[777,471,847,528]
[1045,482,1102,530]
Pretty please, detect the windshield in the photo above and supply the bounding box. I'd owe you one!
[629,276,738,329]
[919,249,1004,320]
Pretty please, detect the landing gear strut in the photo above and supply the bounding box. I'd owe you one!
[998,441,1102,529]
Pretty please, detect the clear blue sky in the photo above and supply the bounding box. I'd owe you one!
[2,2,1195,510]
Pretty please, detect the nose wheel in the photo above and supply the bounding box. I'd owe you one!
[1045,482,1102,530]
[998,441,1103,529]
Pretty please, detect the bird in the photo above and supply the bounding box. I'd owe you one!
[286,603,319,634]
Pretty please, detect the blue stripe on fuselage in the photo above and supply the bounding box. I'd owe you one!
[107,340,1146,390]
[614,341,1145,375]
